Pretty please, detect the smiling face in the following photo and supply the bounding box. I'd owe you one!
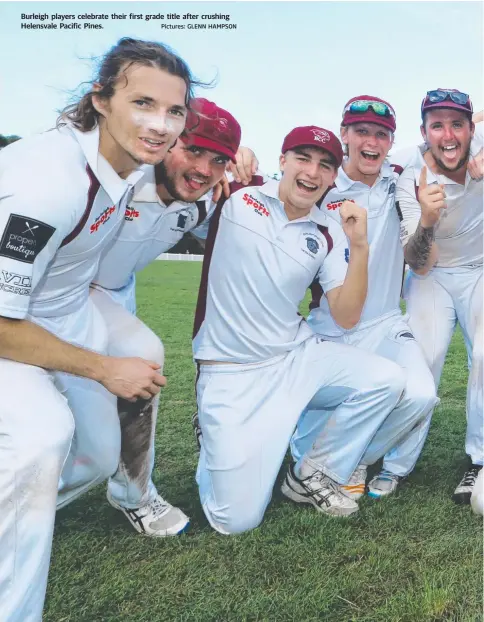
[278,147,338,220]
[421,109,474,174]
[93,62,188,176]
[340,122,393,185]
[156,141,230,203]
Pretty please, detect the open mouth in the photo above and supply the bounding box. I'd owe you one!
[440,144,459,159]
[183,174,208,191]
[296,179,318,194]
[140,137,166,151]
[361,150,380,161]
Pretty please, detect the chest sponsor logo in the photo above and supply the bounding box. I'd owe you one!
[124,207,140,222]
[90,205,116,233]
[326,198,354,211]
[243,193,269,217]
[0,270,32,296]
[0,214,55,264]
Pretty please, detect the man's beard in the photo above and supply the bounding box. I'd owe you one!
[432,144,471,174]
[155,161,186,202]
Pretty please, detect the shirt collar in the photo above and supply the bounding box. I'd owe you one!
[69,125,144,203]
[335,158,392,191]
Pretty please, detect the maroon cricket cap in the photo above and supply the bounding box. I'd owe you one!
[342,95,397,132]
[281,126,344,167]
[421,88,473,120]
[182,98,241,163]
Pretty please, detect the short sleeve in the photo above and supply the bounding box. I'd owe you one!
[395,165,422,248]
[316,220,349,294]
[0,163,76,318]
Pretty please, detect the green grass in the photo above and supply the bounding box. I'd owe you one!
[46,261,483,622]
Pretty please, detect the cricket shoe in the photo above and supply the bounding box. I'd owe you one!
[192,411,202,449]
[367,470,401,499]
[281,463,359,517]
[107,492,190,537]
[452,464,483,505]
[341,465,367,501]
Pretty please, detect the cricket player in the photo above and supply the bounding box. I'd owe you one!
[193,124,418,534]
[88,98,251,537]
[0,37,194,622]
[389,89,483,504]
[291,96,438,499]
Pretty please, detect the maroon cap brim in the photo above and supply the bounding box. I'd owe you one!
[181,134,237,163]
[343,113,395,132]
[422,101,473,116]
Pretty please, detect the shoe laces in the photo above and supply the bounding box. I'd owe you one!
[377,470,400,482]
[304,470,341,498]
[461,466,481,486]
[148,495,170,520]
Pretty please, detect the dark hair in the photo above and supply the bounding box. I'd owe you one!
[421,109,473,131]
[58,37,206,131]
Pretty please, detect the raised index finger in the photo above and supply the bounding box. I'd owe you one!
[419,166,428,190]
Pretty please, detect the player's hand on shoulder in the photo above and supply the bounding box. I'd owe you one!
[468,148,483,181]
[99,356,166,402]
[212,174,230,202]
[228,146,259,185]
[418,166,446,228]
[339,200,368,248]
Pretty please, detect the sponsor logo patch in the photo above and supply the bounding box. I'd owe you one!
[243,193,269,217]
[0,214,55,264]
[90,206,116,233]
[327,198,354,211]
[0,270,32,296]
[396,330,415,341]
[345,248,349,263]
[124,207,140,222]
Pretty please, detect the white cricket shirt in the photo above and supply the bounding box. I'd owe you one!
[192,178,349,363]
[397,124,483,268]
[94,165,213,291]
[0,124,142,319]
[308,160,404,337]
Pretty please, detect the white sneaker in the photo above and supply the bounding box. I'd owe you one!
[341,465,367,500]
[281,463,359,517]
[107,492,190,537]
[367,470,400,498]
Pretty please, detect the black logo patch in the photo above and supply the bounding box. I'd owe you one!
[0,214,55,264]
[396,330,415,341]
[177,214,188,229]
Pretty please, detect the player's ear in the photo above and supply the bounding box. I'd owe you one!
[91,83,109,118]
[279,153,286,173]
[340,126,348,146]
[420,123,426,142]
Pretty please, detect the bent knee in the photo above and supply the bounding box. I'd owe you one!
[205,503,265,535]
[379,360,406,399]
[139,334,165,368]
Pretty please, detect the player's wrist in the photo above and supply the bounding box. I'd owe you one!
[348,240,369,253]
[419,216,435,230]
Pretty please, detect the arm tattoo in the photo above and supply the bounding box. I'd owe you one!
[404,222,435,271]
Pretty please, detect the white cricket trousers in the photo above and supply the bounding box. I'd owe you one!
[196,335,406,535]
[389,265,483,468]
[0,299,117,622]
[86,286,164,509]
[291,312,439,476]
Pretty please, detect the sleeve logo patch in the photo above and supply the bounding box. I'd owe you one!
[0,214,56,264]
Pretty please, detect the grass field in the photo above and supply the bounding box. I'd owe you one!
[45,261,483,622]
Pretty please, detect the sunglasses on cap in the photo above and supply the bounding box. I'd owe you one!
[425,89,471,107]
[343,100,396,119]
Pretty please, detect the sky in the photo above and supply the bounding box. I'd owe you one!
[0,0,482,174]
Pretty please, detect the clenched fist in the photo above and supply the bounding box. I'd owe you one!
[418,166,446,228]
[468,148,483,181]
[98,356,167,402]
[340,200,368,248]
